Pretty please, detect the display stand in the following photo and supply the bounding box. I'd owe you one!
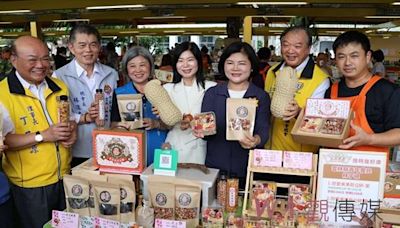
[242,150,318,218]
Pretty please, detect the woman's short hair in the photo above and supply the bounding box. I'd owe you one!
[218,41,259,80]
[121,46,154,78]
[172,41,205,89]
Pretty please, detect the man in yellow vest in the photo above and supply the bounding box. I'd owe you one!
[265,26,330,152]
[0,36,77,228]
[326,30,400,152]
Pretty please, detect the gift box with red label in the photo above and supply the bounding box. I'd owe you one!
[92,129,146,174]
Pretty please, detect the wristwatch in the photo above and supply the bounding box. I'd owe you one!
[34,131,43,143]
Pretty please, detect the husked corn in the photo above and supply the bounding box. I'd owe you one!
[270,66,298,118]
[144,79,182,126]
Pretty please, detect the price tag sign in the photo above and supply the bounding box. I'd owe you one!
[154,149,178,176]
[94,217,120,228]
[252,149,282,168]
[155,219,186,228]
[51,210,79,228]
[283,151,313,170]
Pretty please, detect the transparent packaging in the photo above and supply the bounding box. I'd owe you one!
[95,89,105,127]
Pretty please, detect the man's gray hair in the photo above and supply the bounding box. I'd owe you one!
[68,23,101,44]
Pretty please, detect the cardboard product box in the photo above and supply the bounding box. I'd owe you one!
[92,129,146,174]
[71,158,99,175]
[384,173,400,199]
[291,99,352,148]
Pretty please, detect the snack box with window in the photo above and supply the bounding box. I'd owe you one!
[291,98,352,148]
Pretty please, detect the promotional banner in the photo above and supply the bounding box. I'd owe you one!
[316,149,386,225]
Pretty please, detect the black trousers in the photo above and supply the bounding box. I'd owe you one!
[11,180,66,228]
[0,196,17,228]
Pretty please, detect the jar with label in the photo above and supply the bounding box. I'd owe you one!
[226,174,239,213]
[57,95,70,124]
[217,171,227,208]
[95,89,105,127]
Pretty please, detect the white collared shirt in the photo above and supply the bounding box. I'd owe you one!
[72,60,105,123]
[281,56,310,73]
[281,56,330,98]
[0,103,15,136]
[15,71,53,125]
[74,60,103,98]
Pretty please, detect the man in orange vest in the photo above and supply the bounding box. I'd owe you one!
[325,30,400,152]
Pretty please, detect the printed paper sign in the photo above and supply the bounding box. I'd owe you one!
[305,99,350,119]
[79,216,95,228]
[51,210,79,228]
[155,219,186,228]
[94,217,120,228]
[283,151,313,170]
[252,149,283,168]
[316,149,386,225]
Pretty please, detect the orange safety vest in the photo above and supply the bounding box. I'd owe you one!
[330,75,389,153]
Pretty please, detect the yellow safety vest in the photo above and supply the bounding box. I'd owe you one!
[0,73,71,187]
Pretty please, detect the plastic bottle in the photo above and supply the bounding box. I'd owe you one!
[226,174,239,213]
[95,89,105,127]
[57,95,70,124]
[217,171,227,208]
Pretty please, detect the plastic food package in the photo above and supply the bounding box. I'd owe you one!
[92,181,121,221]
[63,175,90,216]
[175,185,201,227]
[299,117,323,133]
[320,118,345,135]
[226,98,257,140]
[202,207,224,228]
[57,95,70,123]
[136,199,155,228]
[117,94,143,130]
[149,182,175,220]
[289,184,311,213]
[191,112,217,136]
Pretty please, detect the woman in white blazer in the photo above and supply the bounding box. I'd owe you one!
[163,42,216,164]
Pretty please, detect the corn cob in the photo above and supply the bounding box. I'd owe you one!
[270,66,298,118]
[144,79,182,126]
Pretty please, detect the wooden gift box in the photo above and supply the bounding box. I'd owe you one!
[291,99,353,148]
[92,129,146,174]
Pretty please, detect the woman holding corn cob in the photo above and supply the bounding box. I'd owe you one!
[163,41,217,164]
[110,46,168,166]
[197,41,271,187]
